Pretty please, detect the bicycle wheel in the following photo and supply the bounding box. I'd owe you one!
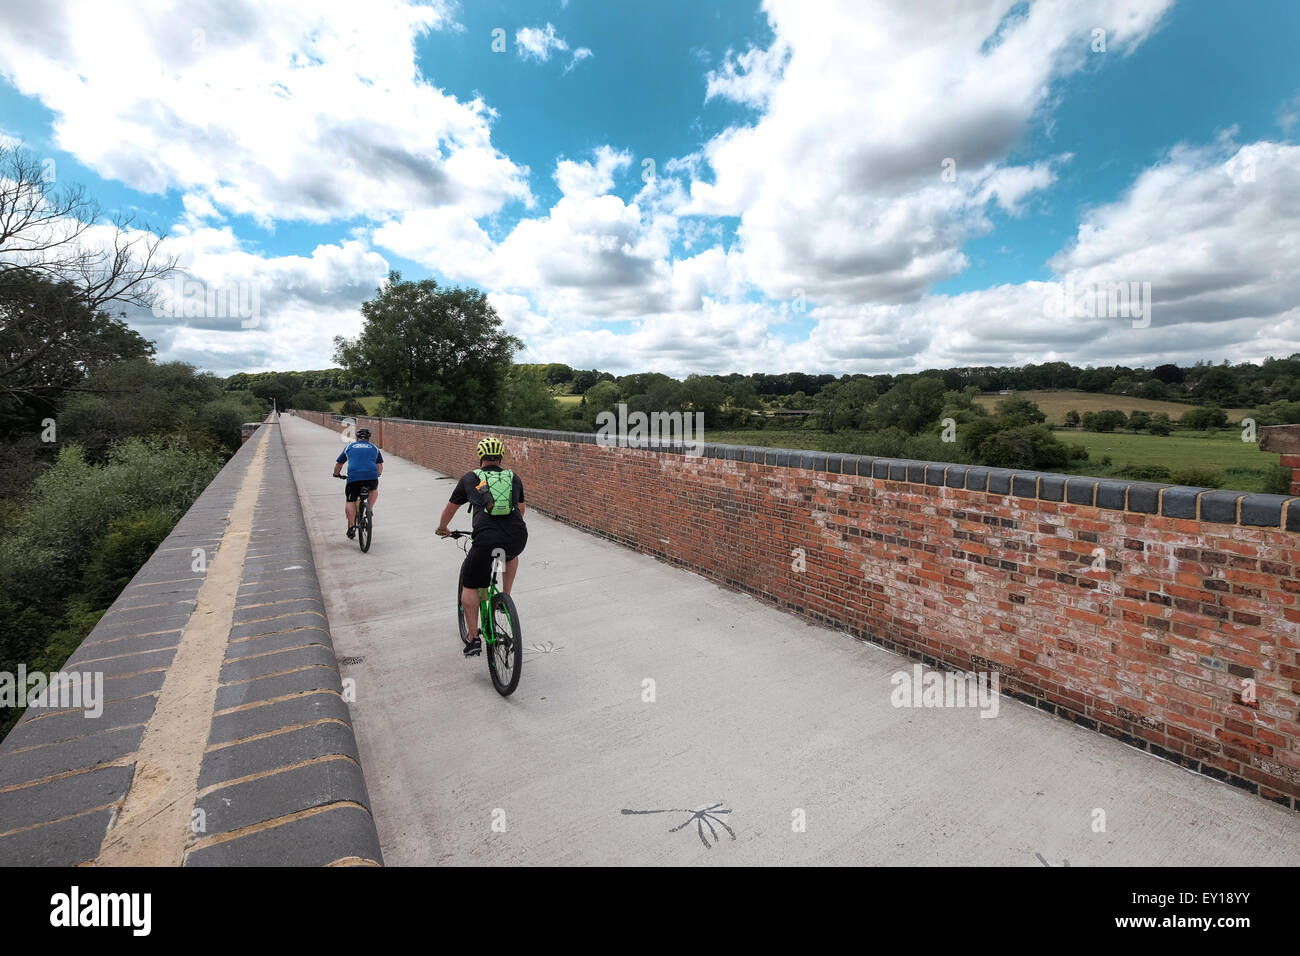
[486,592,522,697]
[456,563,470,644]
[358,501,372,552]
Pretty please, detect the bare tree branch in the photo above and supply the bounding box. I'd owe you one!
[0,143,179,311]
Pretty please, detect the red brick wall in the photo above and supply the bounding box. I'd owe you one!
[302,411,1300,808]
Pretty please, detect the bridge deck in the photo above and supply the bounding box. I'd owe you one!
[282,414,1300,865]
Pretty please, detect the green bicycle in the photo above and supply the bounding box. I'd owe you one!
[446,531,522,696]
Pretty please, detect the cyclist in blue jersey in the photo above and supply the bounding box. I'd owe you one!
[332,427,384,539]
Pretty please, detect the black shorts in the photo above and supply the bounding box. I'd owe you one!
[460,527,528,589]
[345,479,377,501]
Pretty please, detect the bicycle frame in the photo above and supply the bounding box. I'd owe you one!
[455,533,504,646]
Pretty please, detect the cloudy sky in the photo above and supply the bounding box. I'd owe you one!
[1,0,1297,377]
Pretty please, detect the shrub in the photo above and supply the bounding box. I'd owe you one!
[1180,405,1228,431]
[1081,409,1128,432]
[1170,468,1223,489]
[977,425,1069,470]
[79,507,180,607]
[1147,413,1173,436]
[339,397,368,416]
[1114,464,1173,482]
[1263,465,1293,495]
[0,437,219,607]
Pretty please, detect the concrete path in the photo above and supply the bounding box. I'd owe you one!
[281,414,1300,866]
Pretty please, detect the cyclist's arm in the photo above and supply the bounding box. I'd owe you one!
[376,451,383,476]
[332,448,347,477]
[437,478,469,536]
[435,499,458,536]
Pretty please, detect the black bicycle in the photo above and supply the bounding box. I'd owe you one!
[446,530,522,696]
[334,474,374,552]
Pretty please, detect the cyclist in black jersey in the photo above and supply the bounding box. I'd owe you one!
[436,437,528,657]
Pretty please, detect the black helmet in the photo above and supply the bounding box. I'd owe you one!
[356,428,371,440]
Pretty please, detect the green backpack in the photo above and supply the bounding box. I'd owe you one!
[472,468,515,516]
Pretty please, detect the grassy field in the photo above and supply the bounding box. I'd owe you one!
[555,394,582,407]
[972,389,1254,425]
[328,395,384,414]
[705,427,1281,491]
[1056,429,1269,472]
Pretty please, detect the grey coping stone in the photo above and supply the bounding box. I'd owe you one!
[184,804,381,867]
[216,665,343,711]
[1161,486,1201,519]
[1200,490,1242,525]
[1095,480,1128,511]
[1239,494,1287,527]
[208,691,352,747]
[199,720,361,790]
[0,806,117,866]
[228,610,328,641]
[232,597,326,623]
[219,644,339,684]
[1126,482,1162,515]
[61,647,177,680]
[226,627,332,660]
[0,695,158,750]
[965,468,989,492]
[85,613,195,642]
[1039,475,1066,502]
[987,470,1013,495]
[0,724,145,789]
[1012,474,1042,499]
[1065,478,1097,505]
[74,629,182,658]
[193,757,371,836]
[0,765,133,832]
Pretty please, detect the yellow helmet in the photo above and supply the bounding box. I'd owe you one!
[477,436,504,459]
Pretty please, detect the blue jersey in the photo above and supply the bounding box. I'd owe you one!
[337,441,383,481]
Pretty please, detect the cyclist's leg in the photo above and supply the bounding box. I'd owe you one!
[368,484,379,510]
[461,585,479,640]
[461,544,494,641]
[345,499,356,528]
[501,527,527,595]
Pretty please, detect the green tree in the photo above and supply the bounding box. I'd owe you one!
[334,271,520,422]
[1063,409,1081,428]
[504,365,560,428]
[289,389,331,412]
[59,359,227,460]
[865,377,943,433]
[339,397,368,416]
[1180,405,1228,431]
[993,394,1047,428]
[1126,410,1152,432]
[543,363,574,388]
[1081,409,1127,432]
[812,377,878,431]
[1147,412,1173,436]
[978,425,1070,470]
[0,269,154,418]
[680,374,727,425]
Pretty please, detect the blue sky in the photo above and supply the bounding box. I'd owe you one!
[1,0,1297,376]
